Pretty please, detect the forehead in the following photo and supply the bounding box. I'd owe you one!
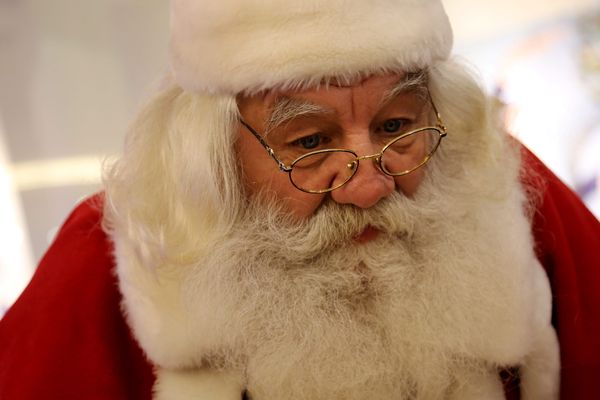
[279,73,401,96]
[264,73,405,108]
[237,72,416,117]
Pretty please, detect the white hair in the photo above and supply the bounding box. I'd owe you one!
[103,83,243,267]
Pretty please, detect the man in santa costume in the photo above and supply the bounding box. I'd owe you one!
[1,0,599,399]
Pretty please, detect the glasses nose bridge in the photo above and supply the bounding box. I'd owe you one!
[354,150,383,166]
[349,151,385,177]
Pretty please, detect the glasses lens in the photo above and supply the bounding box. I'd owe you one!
[290,150,357,193]
[380,128,442,175]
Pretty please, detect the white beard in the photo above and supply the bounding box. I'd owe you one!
[114,134,559,400]
[147,160,558,399]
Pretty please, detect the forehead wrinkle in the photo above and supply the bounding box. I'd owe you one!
[265,97,333,136]
[349,85,358,123]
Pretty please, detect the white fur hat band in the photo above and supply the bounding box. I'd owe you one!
[170,0,454,95]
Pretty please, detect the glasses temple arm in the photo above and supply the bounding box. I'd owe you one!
[239,119,292,172]
[427,90,447,132]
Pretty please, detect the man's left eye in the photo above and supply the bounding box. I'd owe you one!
[381,119,408,133]
[294,134,323,150]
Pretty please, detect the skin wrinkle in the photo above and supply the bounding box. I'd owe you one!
[349,84,357,123]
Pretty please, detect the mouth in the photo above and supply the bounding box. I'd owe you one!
[353,225,381,244]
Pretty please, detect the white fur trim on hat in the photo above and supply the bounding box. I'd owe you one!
[170,0,453,94]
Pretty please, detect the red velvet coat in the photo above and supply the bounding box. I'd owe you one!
[1,149,599,399]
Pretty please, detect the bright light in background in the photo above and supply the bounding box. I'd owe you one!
[446,1,600,218]
[11,155,103,191]
[0,119,34,317]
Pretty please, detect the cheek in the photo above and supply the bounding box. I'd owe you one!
[394,168,425,196]
[236,131,325,219]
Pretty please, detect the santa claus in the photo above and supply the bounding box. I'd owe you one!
[1,0,599,399]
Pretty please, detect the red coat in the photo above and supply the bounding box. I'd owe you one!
[1,149,599,399]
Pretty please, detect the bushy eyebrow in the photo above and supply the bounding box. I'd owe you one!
[265,97,332,136]
[381,70,429,106]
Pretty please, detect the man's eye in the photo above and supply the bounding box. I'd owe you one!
[293,134,323,150]
[381,119,409,134]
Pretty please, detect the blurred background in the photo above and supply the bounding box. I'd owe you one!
[1,0,599,315]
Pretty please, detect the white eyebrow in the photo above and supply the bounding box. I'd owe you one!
[381,70,430,105]
[265,97,332,136]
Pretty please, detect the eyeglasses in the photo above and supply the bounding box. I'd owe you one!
[239,102,447,194]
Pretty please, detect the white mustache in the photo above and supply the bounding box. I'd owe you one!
[232,191,422,262]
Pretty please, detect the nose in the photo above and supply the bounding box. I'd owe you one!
[329,151,396,209]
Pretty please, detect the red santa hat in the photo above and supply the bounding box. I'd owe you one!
[169,0,454,94]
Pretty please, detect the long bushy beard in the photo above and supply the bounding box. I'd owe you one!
[180,158,536,399]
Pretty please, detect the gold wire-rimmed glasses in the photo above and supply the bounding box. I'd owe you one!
[239,101,448,194]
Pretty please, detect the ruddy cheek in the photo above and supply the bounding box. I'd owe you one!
[242,167,324,219]
[394,171,424,196]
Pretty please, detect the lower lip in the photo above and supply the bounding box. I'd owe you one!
[354,226,381,244]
